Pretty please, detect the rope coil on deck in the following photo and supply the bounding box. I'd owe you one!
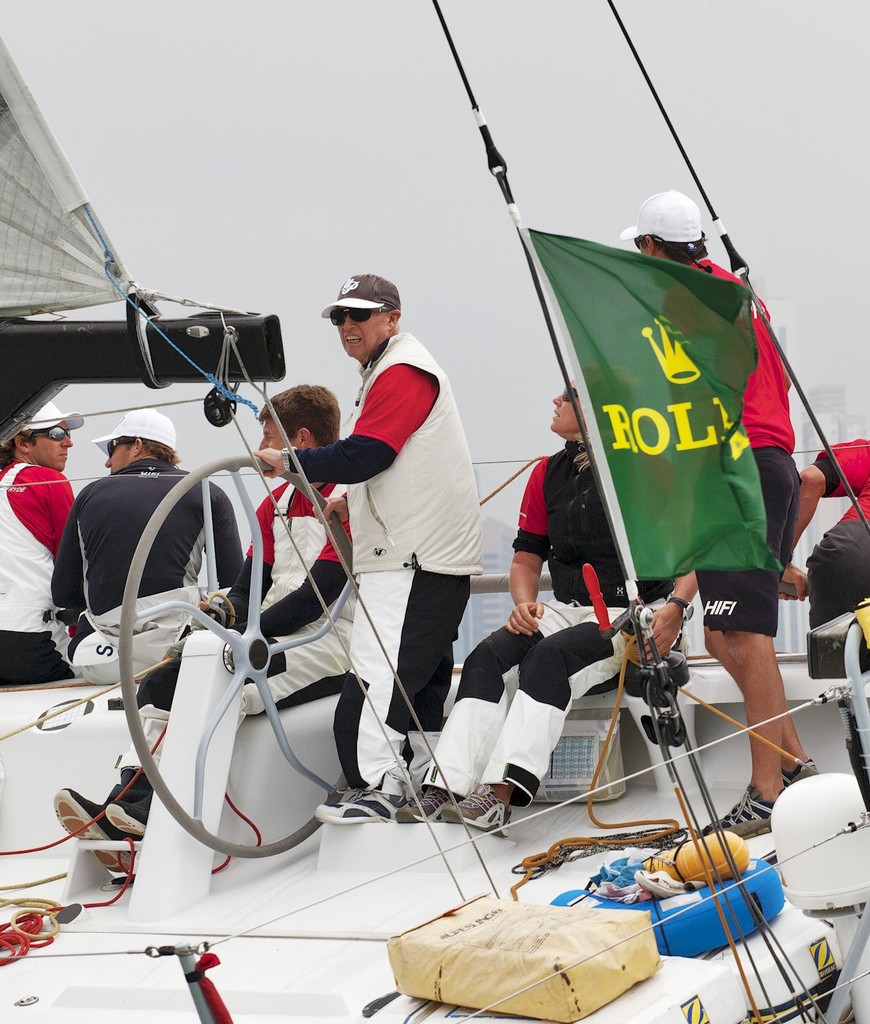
[0,897,62,963]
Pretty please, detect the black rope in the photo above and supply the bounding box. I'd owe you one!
[606,0,870,546]
[429,0,511,197]
[604,0,746,275]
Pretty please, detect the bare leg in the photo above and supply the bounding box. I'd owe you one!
[491,782,514,807]
[705,628,809,801]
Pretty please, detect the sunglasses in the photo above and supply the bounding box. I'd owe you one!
[107,436,136,455]
[31,425,72,441]
[561,386,579,402]
[329,307,382,327]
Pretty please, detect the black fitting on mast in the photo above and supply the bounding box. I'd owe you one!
[477,119,513,201]
[479,123,506,177]
[718,232,748,279]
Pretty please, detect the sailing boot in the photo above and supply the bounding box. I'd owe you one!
[53,786,138,873]
[105,791,153,837]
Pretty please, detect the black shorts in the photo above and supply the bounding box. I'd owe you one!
[807,518,870,628]
[695,446,799,635]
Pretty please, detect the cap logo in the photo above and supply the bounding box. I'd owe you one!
[340,278,361,296]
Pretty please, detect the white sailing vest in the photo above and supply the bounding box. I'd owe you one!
[263,483,355,624]
[0,462,65,641]
[263,484,337,608]
[347,332,483,576]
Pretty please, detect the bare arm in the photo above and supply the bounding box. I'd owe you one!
[649,572,698,656]
[506,549,545,635]
[781,464,827,601]
[792,464,827,549]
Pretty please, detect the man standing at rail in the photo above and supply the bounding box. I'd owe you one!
[624,191,814,837]
[257,274,483,823]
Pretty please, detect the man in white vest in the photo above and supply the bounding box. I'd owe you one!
[257,274,483,823]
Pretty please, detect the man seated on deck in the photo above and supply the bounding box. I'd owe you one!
[257,274,483,824]
[398,385,689,831]
[781,439,870,629]
[624,190,816,838]
[51,408,243,684]
[53,386,355,853]
[0,400,84,685]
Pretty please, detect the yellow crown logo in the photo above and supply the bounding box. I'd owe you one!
[643,317,700,384]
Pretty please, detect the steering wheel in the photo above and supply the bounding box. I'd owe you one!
[119,455,349,857]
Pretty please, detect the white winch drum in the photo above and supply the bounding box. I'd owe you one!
[772,772,870,913]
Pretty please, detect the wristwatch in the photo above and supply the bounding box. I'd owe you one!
[280,448,292,473]
[666,595,694,620]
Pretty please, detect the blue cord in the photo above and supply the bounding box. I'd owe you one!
[85,205,259,417]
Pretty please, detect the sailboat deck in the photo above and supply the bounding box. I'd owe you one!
[0,653,856,1023]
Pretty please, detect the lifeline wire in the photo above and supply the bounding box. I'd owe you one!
[227,371,497,896]
[107,348,489,894]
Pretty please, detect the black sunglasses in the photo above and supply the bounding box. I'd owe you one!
[329,307,381,327]
[561,385,578,402]
[31,425,71,441]
[107,436,136,455]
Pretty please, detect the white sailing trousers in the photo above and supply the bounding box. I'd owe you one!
[425,601,633,805]
[334,568,470,794]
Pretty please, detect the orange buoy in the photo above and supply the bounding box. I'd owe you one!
[643,831,750,883]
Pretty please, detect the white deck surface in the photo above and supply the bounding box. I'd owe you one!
[0,662,856,1022]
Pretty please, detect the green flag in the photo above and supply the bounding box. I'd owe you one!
[527,229,780,579]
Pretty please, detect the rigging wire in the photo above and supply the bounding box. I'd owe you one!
[219,339,503,893]
[425,7,790,1003]
[428,0,637,599]
[89,218,259,420]
[427,4,864,1009]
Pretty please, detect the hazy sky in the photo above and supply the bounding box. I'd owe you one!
[3,2,866,528]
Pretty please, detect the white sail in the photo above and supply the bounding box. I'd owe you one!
[0,34,131,316]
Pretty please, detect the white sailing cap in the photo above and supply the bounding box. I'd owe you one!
[27,400,84,432]
[620,190,702,243]
[92,408,177,456]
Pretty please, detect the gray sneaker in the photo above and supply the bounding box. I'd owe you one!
[782,759,818,786]
[439,784,510,832]
[396,787,451,823]
[702,784,775,839]
[315,788,407,824]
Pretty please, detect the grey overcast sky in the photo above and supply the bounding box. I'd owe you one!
[2,2,866,526]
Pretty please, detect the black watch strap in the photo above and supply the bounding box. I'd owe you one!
[667,595,693,619]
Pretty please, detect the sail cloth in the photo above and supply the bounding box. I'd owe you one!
[526,229,779,579]
[0,35,130,316]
